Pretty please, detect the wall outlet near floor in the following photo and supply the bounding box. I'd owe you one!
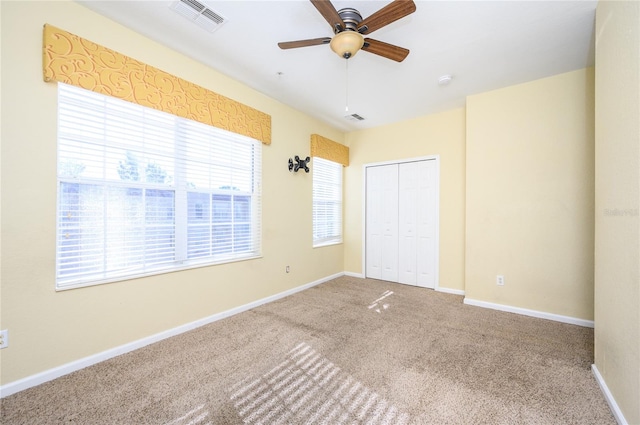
[285,265,290,273]
[496,275,505,286]
[0,329,8,349]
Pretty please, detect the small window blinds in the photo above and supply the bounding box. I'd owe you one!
[312,157,343,247]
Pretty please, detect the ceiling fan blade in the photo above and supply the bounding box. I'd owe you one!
[278,37,332,49]
[357,0,416,35]
[362,38,410,62]
[310,0,344,32]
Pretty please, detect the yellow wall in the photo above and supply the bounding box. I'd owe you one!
[594,1,640,422]
[0,0,344,385]
[344,108,466,292]
[465,68,595,320]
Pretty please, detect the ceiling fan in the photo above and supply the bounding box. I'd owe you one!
[278,0,416,62]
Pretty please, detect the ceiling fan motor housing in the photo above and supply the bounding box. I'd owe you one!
[335,8,363,33]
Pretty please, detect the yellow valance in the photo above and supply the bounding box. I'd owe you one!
[42,24,271,145]
[310,134,349,167]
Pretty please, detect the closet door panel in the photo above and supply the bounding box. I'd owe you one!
[399,162,419,285]
[365,166,383,279]
[417,160,437,288]
[366,164,398,281]
[380,165,399,282]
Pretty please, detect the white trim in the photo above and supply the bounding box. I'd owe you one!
[436,287,465,296]
[363,155,440,169]
[591,364,628,425]
[463,298,594,328]
[433,157,441,291]
[361,155,441,289]
[345,273,461,296]
[361,163,367,278]
[0,272,343,398]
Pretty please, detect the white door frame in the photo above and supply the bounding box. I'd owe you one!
[362,155,440,290]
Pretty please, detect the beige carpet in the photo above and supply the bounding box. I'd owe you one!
[1,276,615,424]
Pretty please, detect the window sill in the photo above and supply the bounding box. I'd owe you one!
[55,254,263,291]
[313,240,343,249]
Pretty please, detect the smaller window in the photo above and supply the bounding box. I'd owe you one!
[313,157,343,247]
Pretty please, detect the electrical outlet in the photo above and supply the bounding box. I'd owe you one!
[285,265,290,273]
[0,330,8,349]
[496,275,505,286]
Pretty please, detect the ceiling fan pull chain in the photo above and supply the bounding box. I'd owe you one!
[345,58,349,112]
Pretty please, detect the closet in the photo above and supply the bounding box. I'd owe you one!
[365,158,438,288]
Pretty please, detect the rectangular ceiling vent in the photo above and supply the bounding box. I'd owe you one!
[170,0,227,33]
[344,113,365,121]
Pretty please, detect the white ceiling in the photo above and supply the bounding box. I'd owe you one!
[77,0,597,132]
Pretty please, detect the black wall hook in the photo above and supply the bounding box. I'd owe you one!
[288,156,310,173]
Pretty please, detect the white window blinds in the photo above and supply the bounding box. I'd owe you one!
[56,83,261,289]
[312,157,343,247]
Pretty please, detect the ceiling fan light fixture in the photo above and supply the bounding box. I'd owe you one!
[330,30,364,59]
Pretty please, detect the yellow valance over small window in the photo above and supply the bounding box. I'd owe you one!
[310,134,349,166]
[42,24,271,145]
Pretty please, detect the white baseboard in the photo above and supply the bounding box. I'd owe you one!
[0,272,343,398]
[463,298,594,328]
[436,287,465,296]
[592,364,628,425]
[344,274,464,296]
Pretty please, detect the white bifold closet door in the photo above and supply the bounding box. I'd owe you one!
[366,159,437,289]
[365,163,399,282]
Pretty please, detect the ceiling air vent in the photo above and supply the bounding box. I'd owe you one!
[170,0,227,33]
[344,113,365,121]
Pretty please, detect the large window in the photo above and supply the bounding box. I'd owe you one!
[56,83,261,289]
[312,157,343,247]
